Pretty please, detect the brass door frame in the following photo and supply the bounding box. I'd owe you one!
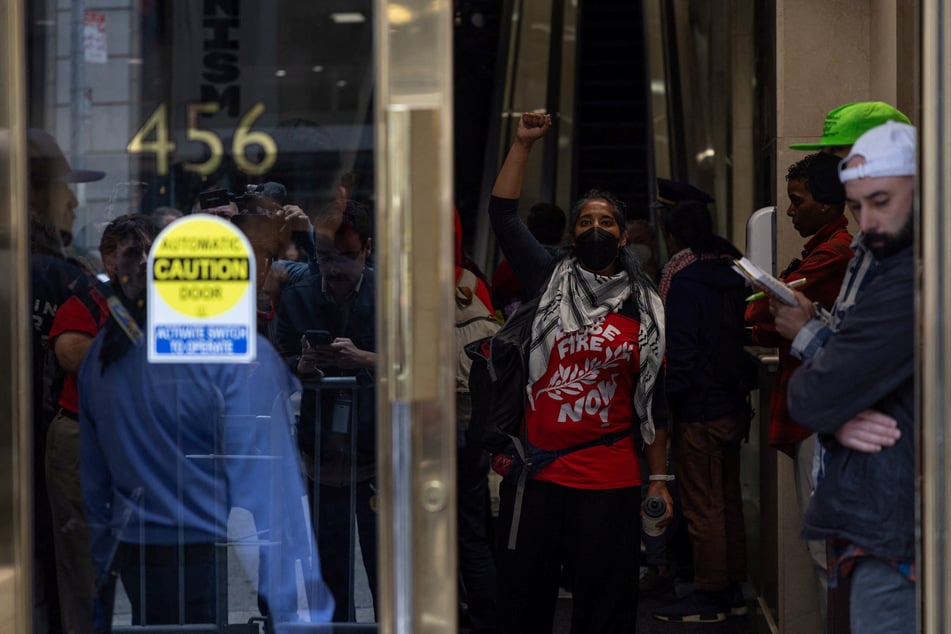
[374,1,457,632]
[920,0,948,630]
[0,0,32,630]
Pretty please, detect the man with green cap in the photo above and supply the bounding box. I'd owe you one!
[778,100,912,388]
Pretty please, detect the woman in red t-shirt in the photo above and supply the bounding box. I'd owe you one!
[488,112,673,633]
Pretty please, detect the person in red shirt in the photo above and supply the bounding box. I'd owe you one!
[746,152,854,455]
[488,112,672,633]
[453,208,499,633]
[744,151,853,621]
[45,214,158,634]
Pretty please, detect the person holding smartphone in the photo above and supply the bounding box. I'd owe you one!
[274,198,379,624]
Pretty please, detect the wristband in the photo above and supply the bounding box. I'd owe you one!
[649,474,675,482]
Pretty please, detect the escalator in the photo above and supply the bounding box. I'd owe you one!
[471,0,655,270]
[573,0,652,218]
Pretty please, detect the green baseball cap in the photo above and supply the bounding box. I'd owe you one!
[789,101,911,150]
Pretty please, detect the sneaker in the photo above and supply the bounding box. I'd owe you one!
[652,590,728,623]
[727,583,749,617]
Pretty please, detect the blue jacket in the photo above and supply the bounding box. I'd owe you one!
[79,333,334,626]
[788,246,914,560]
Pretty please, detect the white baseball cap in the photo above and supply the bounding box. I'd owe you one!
[838,121,917,183]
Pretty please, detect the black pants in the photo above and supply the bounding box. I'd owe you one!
[457,433,497,633]
[310,479,379,622]
[113,541,217,627]
[495,478,640,634]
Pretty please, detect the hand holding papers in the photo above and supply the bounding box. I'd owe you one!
[732,257,799,306]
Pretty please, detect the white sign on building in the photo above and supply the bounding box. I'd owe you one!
[84,12,108,64]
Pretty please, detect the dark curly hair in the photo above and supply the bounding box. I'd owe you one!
[786,152,846,205]
[97,214,160,372]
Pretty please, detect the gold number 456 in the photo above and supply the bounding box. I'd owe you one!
[127,102,278,177]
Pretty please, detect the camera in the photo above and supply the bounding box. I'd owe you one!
[234,182,287,214]
[199,182,287,215]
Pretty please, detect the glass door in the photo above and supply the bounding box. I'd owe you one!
[2,0,457,631]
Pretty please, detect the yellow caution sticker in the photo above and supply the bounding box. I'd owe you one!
[148,215,256,363]
[151,219,251,318]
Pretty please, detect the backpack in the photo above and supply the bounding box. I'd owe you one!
[463,293,537,452]
[455,269,501,435]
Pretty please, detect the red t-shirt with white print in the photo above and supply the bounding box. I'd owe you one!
[526,311,643,489]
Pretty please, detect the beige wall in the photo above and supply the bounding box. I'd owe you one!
[730,0,755,253]
[774,0,911,269]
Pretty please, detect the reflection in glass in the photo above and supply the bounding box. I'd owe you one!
[26,1,379,629]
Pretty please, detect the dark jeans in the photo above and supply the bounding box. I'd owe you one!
[496,478,640,634]
[457,433,496,633]
[310,479,379,622]
[673,414,748,592]
[850,558,915,633]
[114,541,217,627]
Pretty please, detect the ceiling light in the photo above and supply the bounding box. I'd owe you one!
[388,5,413,25]
[330,12,366,24]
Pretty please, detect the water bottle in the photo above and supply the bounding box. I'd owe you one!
[642,495,668,537]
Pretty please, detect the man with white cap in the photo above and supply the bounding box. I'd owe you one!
[774,121,916,633]
[757,102,913,632]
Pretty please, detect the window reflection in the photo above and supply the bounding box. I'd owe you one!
[28,1,378,629]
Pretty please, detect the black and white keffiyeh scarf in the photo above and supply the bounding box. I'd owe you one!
[527,257,666,444]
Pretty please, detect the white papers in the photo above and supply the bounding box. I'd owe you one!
[732,257,797,305]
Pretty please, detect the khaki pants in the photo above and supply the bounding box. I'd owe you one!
[794,435,830,625]
[672,414,748,592]
[45,410,96,634]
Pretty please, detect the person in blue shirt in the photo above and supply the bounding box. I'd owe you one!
[78,220,334,631]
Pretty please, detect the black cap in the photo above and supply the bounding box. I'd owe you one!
[655,178,714,206]
[28,128,105,184]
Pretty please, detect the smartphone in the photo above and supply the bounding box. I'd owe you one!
[304,329,334,346]
[199,188,231,210]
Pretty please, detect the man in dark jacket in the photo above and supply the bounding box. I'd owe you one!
[27,127,105,634]
[782,121,916,634]
[653,200,751,623]
[275,199,378,623]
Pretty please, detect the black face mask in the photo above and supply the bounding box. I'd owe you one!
[574,226,620,272]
